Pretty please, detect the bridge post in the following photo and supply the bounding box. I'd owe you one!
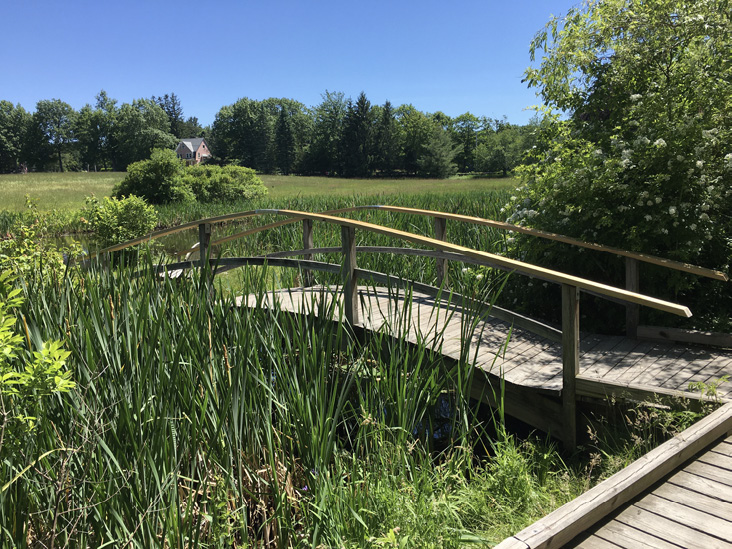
[198,223,211,269]
[625,257,640,338]
[433,216,449,288]
[562,284,580,451]
[302,219,314,287]
[341,225,359,326]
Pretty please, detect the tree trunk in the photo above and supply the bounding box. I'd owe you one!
[57,146,63,172]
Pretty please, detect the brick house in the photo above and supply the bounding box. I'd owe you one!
[175,138,211,165]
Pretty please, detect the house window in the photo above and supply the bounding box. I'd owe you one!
[186,153,191,159]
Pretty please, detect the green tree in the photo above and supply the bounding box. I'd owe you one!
[451,112,480,172]
[112,99,176,170]
[306,91,348,174]
[0,101,31,173]
[417,128,462,178]
[154,93,184,138]
[33,99,76,172]
[341,92,374,177]
[373,100,402,175]
[397,105,435,175]
[275,106,296,174]
[507,0,732,329]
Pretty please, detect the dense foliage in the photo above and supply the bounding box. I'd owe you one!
[83,195,158,247]
[113,149,268,205]
[504,0,732,329]
[0,90,536,178]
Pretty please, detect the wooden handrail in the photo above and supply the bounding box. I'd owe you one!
[89,208,692,317]
[262,209,691,317]
[327,205,729,282]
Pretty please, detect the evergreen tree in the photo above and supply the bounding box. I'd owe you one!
[275,106,296,174]
[374,100,401,175]
[341,92,374,177]
[154,93,184,138]
[417,128,462,178]
[306,90,347,174]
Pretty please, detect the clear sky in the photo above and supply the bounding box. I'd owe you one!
[1,0,579,126]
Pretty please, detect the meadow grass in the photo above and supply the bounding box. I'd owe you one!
[0,171,517,212]
[0,171,124,212]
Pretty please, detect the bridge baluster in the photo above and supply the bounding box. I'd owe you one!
[341,225,359,326]
[198,223,211,269]
[433,216,449,288]
[302,219,314,287]
[625,257,640,338]
[562,283,580,451]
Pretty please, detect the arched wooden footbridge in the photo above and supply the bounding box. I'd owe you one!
[93,204,731,451]
[95,204,732,546]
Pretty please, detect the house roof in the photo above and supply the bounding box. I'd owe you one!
[178,138,207,153]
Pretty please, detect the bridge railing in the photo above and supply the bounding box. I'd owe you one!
[88,207,726,448]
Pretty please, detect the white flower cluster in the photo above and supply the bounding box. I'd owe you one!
[724,153,732,170]
[654,138,667,147]
[630,94,643,102]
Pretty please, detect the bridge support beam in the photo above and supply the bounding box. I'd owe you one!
[198,223,211,269]
[341,225,359,326]
[562,284,580,451]
[625,257,640,338]
[302,219,314,287]
[433,216,449,288]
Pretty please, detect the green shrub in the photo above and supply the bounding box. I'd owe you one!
[182,164,268,202]
[113,148,191,204]
[83,195,158,247]
[113,149,268,205]
[0,271,74,457]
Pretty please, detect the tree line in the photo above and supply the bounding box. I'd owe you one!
[0,90,538,177]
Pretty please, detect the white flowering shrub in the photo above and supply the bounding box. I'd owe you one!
[505,0,732,330]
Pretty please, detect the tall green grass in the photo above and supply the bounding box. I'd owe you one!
[1,256,580,547]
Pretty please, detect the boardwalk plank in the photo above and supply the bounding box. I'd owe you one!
[613,505,729,548]
[683,460,732,487]
[652,481,732,521]
[633,493,732,540]
[590,519,682,549]
[697,450,732,472]
[572,534,623,548]
[666,470,732,504]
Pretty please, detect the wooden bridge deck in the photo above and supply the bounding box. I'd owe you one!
[241,285,732,402]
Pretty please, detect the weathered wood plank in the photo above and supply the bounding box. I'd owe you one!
[588,519,680,549]
[633,493,732,540]
[651,481,732,521]
[637,325,732,349]
[697,450,732,472]
[684,460,732,487]
[666,470,732,504]
[571,533,622,548]
[613,505,728,548]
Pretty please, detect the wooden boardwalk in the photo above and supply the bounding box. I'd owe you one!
[569,434,732,548]
[240,285,732,401]
[498,402,732,549]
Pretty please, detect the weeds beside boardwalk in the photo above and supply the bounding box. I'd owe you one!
[1,259,581,547]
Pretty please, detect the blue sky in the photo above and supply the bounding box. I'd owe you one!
[2,0,579,126]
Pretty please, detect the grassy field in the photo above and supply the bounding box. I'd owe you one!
[0,171,518,212]
[0,172,125,211]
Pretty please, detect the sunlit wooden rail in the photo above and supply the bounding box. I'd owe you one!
[90,206,730,448]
